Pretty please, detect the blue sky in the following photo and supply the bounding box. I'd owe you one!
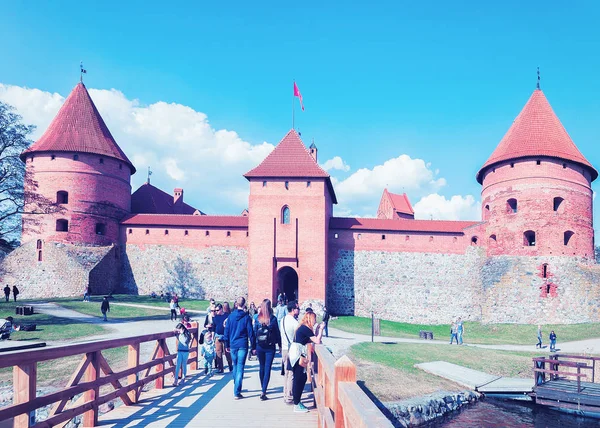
[1,1,599,226]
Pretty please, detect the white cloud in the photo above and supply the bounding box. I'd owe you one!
[0,83,275,213]
[333,154,446,216]
[413,194,481,221]
[321,156,350,172]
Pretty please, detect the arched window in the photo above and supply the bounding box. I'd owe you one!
[227,231,231,237]
[38,250,43,262]
[164,229,169,235]
[564,231,574,246]
[483,204,490,220]
[285,181,289,190]
[429,236,434,242]
[184,230,189,236]
[453,237,457,243]
[471,236,478,245]
[553,197,564,212]
[145,229,150,235]
[96,223,106,235]
[357,233,362,240]
[524,230,536,246]
[489,234,497,243]
[56,219,69,232]
[507,199,518,214]
[282,206,291,224]
[57,191,68,204]
[36,239,42,249]
[542,263,548,278]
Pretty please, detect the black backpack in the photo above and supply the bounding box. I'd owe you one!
[257,323,271,347]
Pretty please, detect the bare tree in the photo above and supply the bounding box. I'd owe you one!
[164,257,202,299]
[0,101,62,247]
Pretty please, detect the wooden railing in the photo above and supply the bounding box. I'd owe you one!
[533,354,600,393]
[309,344,393,428]
[0,323,199,428]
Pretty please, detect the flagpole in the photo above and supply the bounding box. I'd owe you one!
[292,80,295,130]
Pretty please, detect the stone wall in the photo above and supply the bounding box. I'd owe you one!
[0,241,117,298]
[121,244,248,301]
[327,247,487,323]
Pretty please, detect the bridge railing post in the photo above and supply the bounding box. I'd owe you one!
[83,351,100,427]
[128,343,140,404]
[155,339,166,389]
[13,362,37,427]
[334,355,356,428]
[190,322,199,371]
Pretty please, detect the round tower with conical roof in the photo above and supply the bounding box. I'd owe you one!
[20,82,135,246]
[477,88,597,258]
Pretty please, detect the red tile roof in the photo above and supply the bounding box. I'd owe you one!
[477,89,597,183]
[21,83,135,173]
[131,183,203,215]
[386,189,414,216]
[121,214,248,228]
[330,217,481,233]
[244,129,338,203]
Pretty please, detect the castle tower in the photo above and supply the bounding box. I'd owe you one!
[477,88,597,258]
[20,82,135,246]
[244,130,337,305]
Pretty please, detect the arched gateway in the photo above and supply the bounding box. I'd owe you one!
[277,266,298,302]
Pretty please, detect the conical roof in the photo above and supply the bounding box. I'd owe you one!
[244,129,337,202]
[477,89,596,183]
[21,83,135,173]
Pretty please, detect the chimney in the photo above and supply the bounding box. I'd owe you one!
[173,188,183,213]
[309,140,318,162]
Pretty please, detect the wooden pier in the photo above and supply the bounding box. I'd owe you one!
[533,354,600,416]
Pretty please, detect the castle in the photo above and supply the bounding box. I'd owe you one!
[2,80,599,324]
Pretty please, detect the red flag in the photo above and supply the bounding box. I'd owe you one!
[293,82,304,111]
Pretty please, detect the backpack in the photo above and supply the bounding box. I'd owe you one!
[257,323,272,347]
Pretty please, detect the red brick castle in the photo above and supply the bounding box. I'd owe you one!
[3,81,599,324]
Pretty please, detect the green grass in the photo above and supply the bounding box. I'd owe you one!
[331,316,600,345]
[351,342,536,378]
[55,298,168,320]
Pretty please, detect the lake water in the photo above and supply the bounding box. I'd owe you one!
[429,399,600,427]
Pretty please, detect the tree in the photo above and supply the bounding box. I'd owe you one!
[0,101,61,247]
[164,256,202,298]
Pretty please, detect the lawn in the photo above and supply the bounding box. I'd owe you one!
[55,297,168,320]
[349,342,537,401]
[89,294,214,311]
[331,316,600,345]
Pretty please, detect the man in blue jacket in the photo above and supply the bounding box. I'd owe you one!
[223,296,255,399]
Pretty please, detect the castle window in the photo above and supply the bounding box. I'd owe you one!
[285,181,289,190]
[524,230,536,246]
[99,158,104,164]
[51,154,56,160]
[510,163,514,168]
[282,206,291,224]
[564,231,574,246]
[484,204,490,220]
[334,233,339,239]
[128,229,132,234]
[145,229,149,235]
[542,263,548,278]
[96,223,106,235]
[492,168,496,173]
[246,231,249,237]
[263,181,267,187]
[36,239,42,250]
[489,234,497,243]
[553,197,564,212]
[536,160,541,165]
[382,234,386,240]
[429,236,434,242]
[56,219,69,232]
[405,235,410,241]
[119,163,123,170]
[307,181,311,187]
[73,154,79,161]
[471,236,478,245]
[29,156,34,162]
[507,198,518,214]
[357,233,362,240]
[184,230,189,236]
[227,231,231,237]
[563,163,567,169]
[205,230,210,236]
[164,229,169,235]
[57,191,69,204]
[38,250,43,262]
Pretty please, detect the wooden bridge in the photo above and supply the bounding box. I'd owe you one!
[0,325,392,427]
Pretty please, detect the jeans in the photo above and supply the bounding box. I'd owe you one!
[170,309,177,321]
[215,338,232,371]
[457,331,463,345]
[450,333,458,344]
[257,347,276,394]
[231,347,248,396]
[550,339,556,352]
[324,321,329,338]
[537,336,542,348]
[175,350,189,380]
[4,295,8,302]
[102,311,107,321]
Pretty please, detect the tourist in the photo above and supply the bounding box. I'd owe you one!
[223,296,255,399]
[253,299,281,400]
[249,302,257,318]
[457,317,464,345]
[173,293,180,308]
[549,330,557,352]
[83,286,90,302]
[280,300,300,404]
[182,314,192,329]
[450,321,458,344]
[3,285,10,303]
[169,299,177,321]
[101,296,110,321]
[179,306,187,320]
[290,311,324,413]
[151,291,157,298]
[275,299,287,324]
[222,301,232,315]
[322,306,331,338]
[0,316,20,340]
[207,298,216,312]
[201,331,216,376]
[165,292,172,303]
[278,290,285,304]
[173,322,191,386]
[213,303,232,373]
[536,325,543,349]
[204,304,216,332]
[12,286,19,302]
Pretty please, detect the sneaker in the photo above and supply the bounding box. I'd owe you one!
[234,394,244,400]
[204,368,208,375]
[172,382,178,387]
[260,393,268,401]
[228,366,233,372]
[294,403,309,413]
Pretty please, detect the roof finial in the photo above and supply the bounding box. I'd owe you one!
[80,61,87,83]
[147,166,153,184]
[536,66,540,90]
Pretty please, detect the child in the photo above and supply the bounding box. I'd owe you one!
[200,331,216,376]
[173,323,191,386]
[179,307,187,320]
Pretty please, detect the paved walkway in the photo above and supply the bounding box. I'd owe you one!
[109,302,206,316]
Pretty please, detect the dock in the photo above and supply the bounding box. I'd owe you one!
[415,361,534,397]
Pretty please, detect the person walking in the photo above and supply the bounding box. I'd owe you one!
[290,311,324,413]
[83,286,90,302]
[173,323,192,386]
[450,321,458,344]
[457,317,464,345]
[12,286,19,302]
[101,296,110,322]
[281,300,300,404]
[213,303,232,373]
[173,293,180,308]
[549,330,557,352]
[3,285,10,303]
[222,301,232,315]
[253,299,281,401]
[275,299,287,325]
[322,306,331,338]
[200,331,216,376]
[536,325,543,349]
[223,296,255,399]
[169,299,177,321]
